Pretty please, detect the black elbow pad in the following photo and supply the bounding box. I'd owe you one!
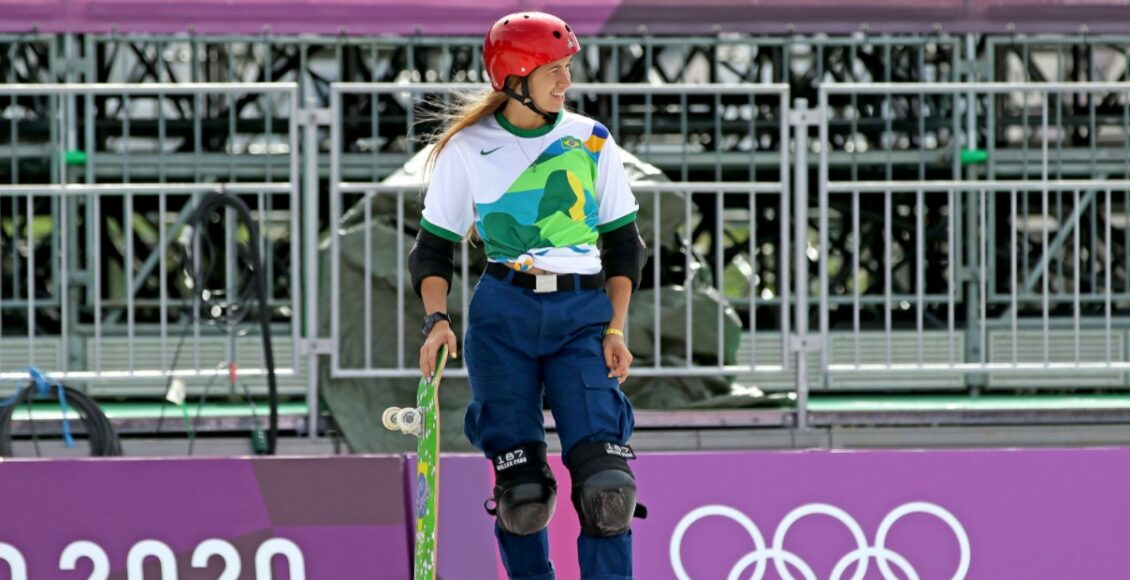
[409,228,456,297]
[600,221,647,291]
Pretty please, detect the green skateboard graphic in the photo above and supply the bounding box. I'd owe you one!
[382,345,448,580]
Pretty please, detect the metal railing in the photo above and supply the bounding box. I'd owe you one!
[817,82,1130,385]
[0,83,301,388]
[4,78,1130,434]
[66,33,963,184]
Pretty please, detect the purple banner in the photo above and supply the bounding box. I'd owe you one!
[3,0,1130,35]
[438,447,1130,579]
[0,0,619,35]
[3,449,1129,578]
[0,456,409,579]
[406,454,499,580]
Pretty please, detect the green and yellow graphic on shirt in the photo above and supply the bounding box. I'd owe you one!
[474,123,609,263]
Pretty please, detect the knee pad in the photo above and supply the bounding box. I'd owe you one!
[484,442,557,536]
[565,441,648,537]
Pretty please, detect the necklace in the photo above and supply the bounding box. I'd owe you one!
[513,132,550,172]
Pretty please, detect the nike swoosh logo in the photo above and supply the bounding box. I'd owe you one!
[480,146,504,156]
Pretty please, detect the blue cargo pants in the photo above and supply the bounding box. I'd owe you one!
[463,271,636,580]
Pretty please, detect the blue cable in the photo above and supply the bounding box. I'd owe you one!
[0,368,77,448]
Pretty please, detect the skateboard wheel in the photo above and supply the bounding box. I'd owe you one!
[398,407,423,436]
[382,407,402,431]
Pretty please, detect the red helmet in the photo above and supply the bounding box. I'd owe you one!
[483,12,580,92]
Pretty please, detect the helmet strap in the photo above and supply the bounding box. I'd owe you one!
[502,76,558,126]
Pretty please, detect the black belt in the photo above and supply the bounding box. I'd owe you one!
[485,262,605,293]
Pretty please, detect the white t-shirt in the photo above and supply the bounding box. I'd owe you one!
[420,110,639,274]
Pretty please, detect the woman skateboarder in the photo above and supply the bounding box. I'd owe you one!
[409,11,648,580]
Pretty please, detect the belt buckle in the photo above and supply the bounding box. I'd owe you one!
[534,274,558,293]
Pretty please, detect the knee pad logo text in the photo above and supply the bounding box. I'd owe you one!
[495,449,528,471]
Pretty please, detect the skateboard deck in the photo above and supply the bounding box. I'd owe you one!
[381,345,448,580]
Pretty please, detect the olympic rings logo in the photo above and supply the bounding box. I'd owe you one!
[669,502,970,580]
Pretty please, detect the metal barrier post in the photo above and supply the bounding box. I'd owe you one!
[791,98,817,430]
[964,34,986,392]
[302,97,331,438]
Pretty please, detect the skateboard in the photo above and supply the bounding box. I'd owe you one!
[382,345,448,580]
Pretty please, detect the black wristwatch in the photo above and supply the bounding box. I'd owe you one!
[422,312,452,336]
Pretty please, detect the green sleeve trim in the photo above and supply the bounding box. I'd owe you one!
[420,218,464,242]
[597,211,637,234]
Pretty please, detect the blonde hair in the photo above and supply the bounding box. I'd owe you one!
[418,88,508,241]
[424,88,509,175]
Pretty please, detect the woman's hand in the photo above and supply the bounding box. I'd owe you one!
[603,332,633,385]
[419,321,457,382]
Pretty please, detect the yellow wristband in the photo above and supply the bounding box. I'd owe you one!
[604,328,624,338]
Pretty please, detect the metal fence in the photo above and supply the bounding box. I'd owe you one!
[68,33,964,185]
[817,82,1130,391]
[0,83,302,394]
[5,78,1130,432]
